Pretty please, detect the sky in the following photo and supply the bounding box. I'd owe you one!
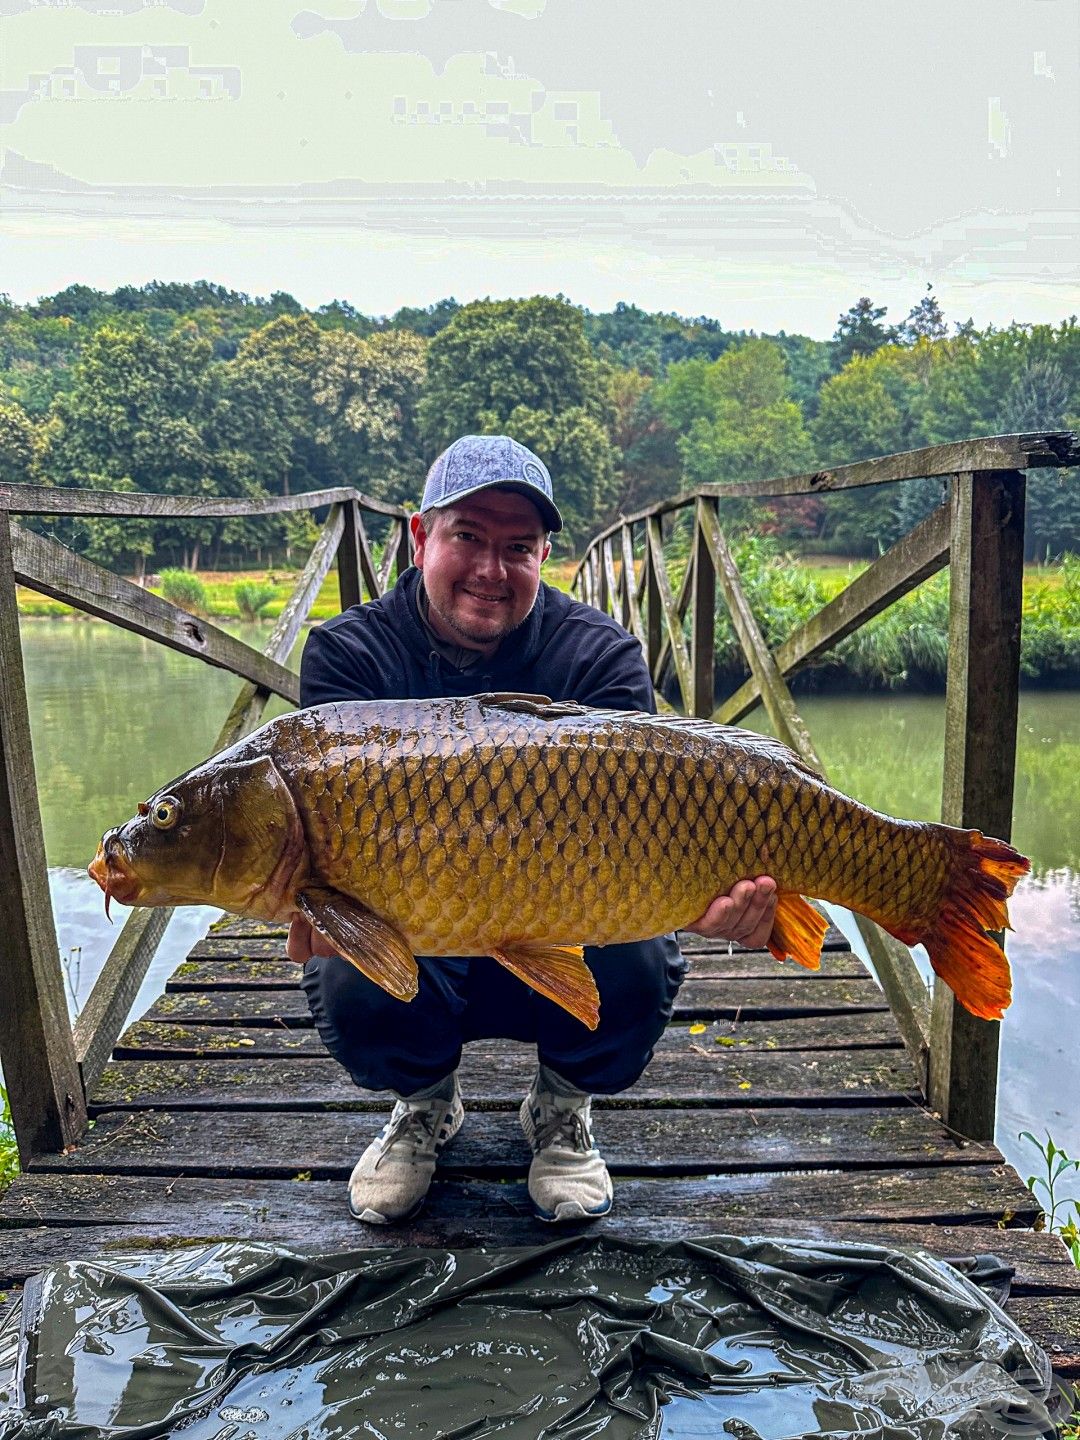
[1,0,1077,337]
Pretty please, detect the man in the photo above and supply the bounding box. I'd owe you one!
[289,434,777,1225]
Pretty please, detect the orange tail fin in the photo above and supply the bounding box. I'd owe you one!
[766,891,829,971]
[892,831,1029,1021]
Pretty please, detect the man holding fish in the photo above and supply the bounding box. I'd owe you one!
[289,434,779,1226]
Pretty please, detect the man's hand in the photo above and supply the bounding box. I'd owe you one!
[287,914,338,965]
[683,877,778,948]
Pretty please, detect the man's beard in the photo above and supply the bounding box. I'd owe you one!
[432,594,528,649]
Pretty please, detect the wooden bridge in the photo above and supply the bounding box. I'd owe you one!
[1,433,1079,1387]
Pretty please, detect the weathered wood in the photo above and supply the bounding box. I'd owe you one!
[1006,1295,1080,1374]
[691,498,717,718]
[89,1047,919,1112]
[114,1009,903,1059]
[169,952,867,985]
[0,1168,1040,1238]
[651,536,697,703]
[643,531,663,671]
[72,909,171,1098]
[716,502,951,726]
[0,522,87,1161]
[140,976,889,1029]
[0,481,407,520]
[32,1105,1000,1179]
[646,515,693,704]
[601,537,619,618]
[697,504,825,774]
[619,524,645,646]
[217,501,343,741]
[929,471,1026,1142]
[378,519,404,594]
[10,522,300,702]
[336,499,364,610]
[577,431,1078,557]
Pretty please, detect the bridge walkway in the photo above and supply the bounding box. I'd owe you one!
[1,918,1077,1381]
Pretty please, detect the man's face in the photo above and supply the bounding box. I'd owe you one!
[411,489,552,654]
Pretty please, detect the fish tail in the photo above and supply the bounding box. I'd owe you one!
[891,831,1029,1021]
[766,891,829,970]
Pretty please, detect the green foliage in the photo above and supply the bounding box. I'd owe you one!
[1019,1130,1080,1268]
[1021,553,1080,680]
[832,297,896,367]
[233,580,277,620]
[0,399,38,483]
[159,567,208,614]
[0,1083,19,1196]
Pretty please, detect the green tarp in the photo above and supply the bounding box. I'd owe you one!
[0,1233,1055,1438]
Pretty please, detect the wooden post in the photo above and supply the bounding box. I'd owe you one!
[337,500,364,611]
[928,470,1026,1141]
[0,516,87,1161]
[691,499,717,719]
[644,524,663,682]
[395,518,413,586]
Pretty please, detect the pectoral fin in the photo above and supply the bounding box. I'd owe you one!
[492,943,600,1030]
[475,693,591,720]
[766,892,829,971]
[297,887,418,1002]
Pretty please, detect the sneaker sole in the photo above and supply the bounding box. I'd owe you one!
[533,1196,613,1223]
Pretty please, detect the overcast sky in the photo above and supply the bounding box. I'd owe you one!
[1,0,1076,336]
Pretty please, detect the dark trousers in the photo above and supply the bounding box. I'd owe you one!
[301,937,687,1097]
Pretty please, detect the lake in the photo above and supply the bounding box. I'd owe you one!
[13,617,1080,1184]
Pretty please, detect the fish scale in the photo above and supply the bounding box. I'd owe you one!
[90,694,1029,1028]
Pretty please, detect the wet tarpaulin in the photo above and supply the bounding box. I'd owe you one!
[0,1233,1055,1439]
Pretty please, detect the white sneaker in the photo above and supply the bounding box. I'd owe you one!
[348,1076,464,1224]
[520,1073,613,1222]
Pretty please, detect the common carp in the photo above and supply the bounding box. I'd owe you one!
[88,694,1028,1028]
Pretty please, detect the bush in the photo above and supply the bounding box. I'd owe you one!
[159,568,208,615]
[234,580,277,621]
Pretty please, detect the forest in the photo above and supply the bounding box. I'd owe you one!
[0,281,1077,571]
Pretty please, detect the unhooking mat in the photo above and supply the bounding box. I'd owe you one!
[0,1233,1057,1439]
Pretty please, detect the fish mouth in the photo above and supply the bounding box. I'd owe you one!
[88,837,144,918]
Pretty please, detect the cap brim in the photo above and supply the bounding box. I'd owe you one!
[428,480,563,533]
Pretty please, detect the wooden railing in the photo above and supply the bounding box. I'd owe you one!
[0,482,411,1164]
[573,431,1080,1141]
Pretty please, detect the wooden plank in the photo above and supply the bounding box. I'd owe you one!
[336,499,364,610]
[0,521,87,1161]
[0,481,407,520]
[0,1168,1042,1239]
[89,1047,919,1112]
[29,1105,1002,1178]
[716,502,951,726]
[1006,1295,1080,1374]
[697,504,824,773]
[584,432,1079,542]
[601,537,619,618]
[10,523,300,702]
[619,523,646,647]
[643,534,662,679]
[377,519,403,594]
[138,976,889,1029]
[929,471,1026,1141]
[167,954,870,989]
[691,498,717,719]
[114,1010,903,1059]
[646,515,693,705]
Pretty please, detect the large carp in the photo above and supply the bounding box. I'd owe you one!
[89,694,1028,1028]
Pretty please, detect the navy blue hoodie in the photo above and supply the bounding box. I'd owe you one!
[300,567,655,712]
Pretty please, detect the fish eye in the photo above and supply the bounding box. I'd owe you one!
[150,796,181,830]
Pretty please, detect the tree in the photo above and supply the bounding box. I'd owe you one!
[654,339,814,491]
[313,329,428,503]
[997,357,1079,559]
[417,297,617,546]
[0,400,38,484]
[606,368,680,517]
[898,288,947,344]
[833,298,895,368]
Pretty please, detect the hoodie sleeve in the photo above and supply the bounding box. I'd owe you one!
[299,620,387,706]
[566,625,657,715]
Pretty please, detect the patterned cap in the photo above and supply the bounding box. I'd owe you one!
[421,434,563,533]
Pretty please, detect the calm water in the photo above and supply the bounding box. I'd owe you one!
[14,618,1080,1180]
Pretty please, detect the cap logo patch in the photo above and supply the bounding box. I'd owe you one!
[522,460,547,489]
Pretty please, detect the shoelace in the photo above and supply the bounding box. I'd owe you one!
[373,1103,442,1171]
[531,1103,594,1155]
